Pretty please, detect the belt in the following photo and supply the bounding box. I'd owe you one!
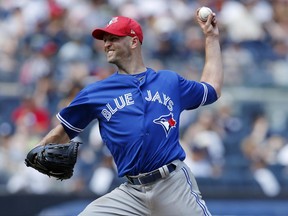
[126,163,176,185]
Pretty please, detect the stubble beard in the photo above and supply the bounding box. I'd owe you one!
[107,49,131,68]
[107,54,119,66]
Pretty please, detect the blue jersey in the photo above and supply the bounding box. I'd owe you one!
[57,68,217,177]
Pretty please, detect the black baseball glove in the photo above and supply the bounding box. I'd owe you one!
[25,141,81,180]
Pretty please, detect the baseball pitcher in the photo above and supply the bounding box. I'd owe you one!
[26,7,222,216]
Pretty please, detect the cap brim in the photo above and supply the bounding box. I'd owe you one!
[92,28,126,40]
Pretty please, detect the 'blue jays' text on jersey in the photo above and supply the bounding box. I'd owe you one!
[57,68,218,177]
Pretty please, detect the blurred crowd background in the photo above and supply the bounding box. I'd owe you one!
[0,0,288,202]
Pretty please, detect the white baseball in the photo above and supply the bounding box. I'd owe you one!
[198,7,213,22]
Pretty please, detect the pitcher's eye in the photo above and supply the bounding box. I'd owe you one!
[104,35,119,42]
[110,36,120,42]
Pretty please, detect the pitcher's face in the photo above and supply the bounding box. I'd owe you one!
[103,34,132,64]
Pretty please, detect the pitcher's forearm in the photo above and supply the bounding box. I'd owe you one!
[38,124,70,145]
[201,36,223,97]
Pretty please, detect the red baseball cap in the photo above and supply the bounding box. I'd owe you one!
[92,16,143,43]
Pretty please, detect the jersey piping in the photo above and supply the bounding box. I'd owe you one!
[57,113,83,133]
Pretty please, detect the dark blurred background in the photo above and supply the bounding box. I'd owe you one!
[0,0,288,215]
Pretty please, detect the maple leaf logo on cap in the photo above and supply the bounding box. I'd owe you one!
[107,17,118,27]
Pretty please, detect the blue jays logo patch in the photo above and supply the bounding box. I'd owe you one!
[153,113,177,137]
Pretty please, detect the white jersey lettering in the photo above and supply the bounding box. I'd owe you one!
[107,103,117,114]
[125,93,134,105]
[101,109,112,121]
[163,93,170,106]
[167,100,174,111]
[145,90,174,111]
[152,91,162,104]
[145,90,152,101]
[102,93,135,121]
[114,96,126,109]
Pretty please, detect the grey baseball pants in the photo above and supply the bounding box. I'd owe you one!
[79,160,211,216]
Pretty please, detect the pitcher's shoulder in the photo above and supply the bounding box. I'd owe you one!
[153,69,179,78]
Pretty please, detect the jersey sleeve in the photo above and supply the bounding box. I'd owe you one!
[56,89,95,139]
[178,74,218,110]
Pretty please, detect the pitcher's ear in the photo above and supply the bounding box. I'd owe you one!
[131,36,140,48]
